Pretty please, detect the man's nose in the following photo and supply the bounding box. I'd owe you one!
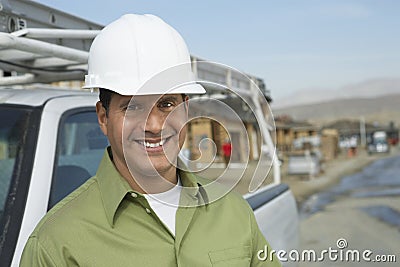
[144,107,164,134]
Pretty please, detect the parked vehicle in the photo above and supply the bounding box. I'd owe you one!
[0,88,299,266]
[368,131,390,154]
[287,151,321,177]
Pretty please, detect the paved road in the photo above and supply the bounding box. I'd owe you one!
[298,154,400,266]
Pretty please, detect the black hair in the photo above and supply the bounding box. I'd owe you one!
[99,88,114,116]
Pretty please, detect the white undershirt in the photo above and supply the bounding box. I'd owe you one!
[143,178,182,236]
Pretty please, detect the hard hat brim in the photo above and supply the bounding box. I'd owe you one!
[83,82,206,96]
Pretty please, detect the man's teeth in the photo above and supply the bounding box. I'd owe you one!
[142,140,164,148]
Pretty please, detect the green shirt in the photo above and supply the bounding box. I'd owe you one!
[20,149,281,266]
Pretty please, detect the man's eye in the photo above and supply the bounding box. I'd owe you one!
[126,104,143,111]
[158,101,175,109]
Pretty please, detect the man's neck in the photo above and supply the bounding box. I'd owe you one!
[113,158,178,194]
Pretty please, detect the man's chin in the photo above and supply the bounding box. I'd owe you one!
[128,160,175,176]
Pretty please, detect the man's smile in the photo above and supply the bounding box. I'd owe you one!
[129,135,176,152]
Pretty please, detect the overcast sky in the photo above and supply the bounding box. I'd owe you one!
[35,0,400,100]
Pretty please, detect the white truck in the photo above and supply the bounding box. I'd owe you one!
[368,131,390,154]
[0,1,299,266]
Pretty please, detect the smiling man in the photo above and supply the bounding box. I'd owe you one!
[20,14,281,266]
[99,91,189,194]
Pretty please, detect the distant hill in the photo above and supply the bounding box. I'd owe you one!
[272,77,400,108]
[272,93,400,127]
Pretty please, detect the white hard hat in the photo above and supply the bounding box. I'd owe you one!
[83,14,206,95]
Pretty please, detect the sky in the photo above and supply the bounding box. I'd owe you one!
[34,0,400,101]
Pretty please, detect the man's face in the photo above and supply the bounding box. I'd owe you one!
[97,93,188,183]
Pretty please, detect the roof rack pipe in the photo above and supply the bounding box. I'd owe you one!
[0,74,35,86]
[11,29,101,39]
[0,71,85,86]
[29,57,83,68]
[198,81,252,97]
[249,79,280,185]
[0,32,88,63]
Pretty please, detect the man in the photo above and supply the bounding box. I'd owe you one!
[20,14,280,266]
[222,139,232,166]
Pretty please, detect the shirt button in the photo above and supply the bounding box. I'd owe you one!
[145,208,151,214]
[131,192,138,198]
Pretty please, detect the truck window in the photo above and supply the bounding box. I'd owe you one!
[0,108,31,223]
[48,110,108,209]
[0,105,40,266]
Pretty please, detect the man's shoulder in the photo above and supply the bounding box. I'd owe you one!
[196,176,252,213]
[31,176,101,238]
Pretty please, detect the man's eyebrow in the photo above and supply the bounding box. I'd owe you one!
[119,99,134,109]
[158,95,179,102]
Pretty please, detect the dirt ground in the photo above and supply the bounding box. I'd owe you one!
[285,148,400,267]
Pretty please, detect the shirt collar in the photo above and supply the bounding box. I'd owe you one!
[96,147,133,227]
[96,148,209,227]
[177,163,209,207]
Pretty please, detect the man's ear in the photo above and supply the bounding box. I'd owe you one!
[96,101,108,136]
